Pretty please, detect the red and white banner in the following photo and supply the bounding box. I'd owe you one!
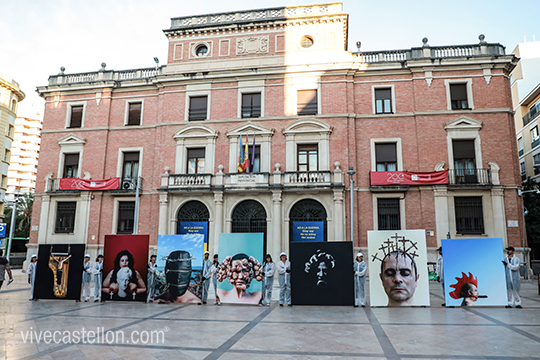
[59,177,120,190]
[370,171,448,186]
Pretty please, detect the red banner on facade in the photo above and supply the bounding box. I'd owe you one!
[59,177,120,190]
[370,171,448,186]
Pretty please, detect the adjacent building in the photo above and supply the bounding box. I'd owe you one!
[31,2,523,263]
[0,74,25,220]
[511,41,540,183]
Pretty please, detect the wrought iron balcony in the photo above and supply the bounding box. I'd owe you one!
[523,103,540,127]
[448,169,491,185]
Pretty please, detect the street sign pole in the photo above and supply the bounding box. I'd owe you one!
[6,199,17,261]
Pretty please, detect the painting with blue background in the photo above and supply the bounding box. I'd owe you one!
[156,234,204,271]
[217,233,264,293]
[442,238,507,306]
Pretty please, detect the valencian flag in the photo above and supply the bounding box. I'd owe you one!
[238,135,249,172]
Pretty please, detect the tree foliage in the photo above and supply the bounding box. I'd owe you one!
[523,178,540,260]
[4,193,33,239]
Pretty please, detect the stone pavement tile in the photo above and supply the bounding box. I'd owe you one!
[143,348,212,360]
[220,353,383,360]
[153,303,267,322]
[383,323,540,358]
[229,321,382,355]
[119,318,249,349]
[467,307,540,325]
[261,306,369,324]
[515,325,540,338]
[372,307,494,325]
[69,302,172,318]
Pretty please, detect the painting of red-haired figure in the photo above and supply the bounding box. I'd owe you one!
[442,238,507,307]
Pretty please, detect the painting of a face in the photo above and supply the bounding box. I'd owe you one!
[120,255,129,268]
[117,267,132,293]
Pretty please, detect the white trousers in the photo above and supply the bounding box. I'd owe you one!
[507,289,521,306]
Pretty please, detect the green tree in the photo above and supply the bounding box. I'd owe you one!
[523,178,540,261]
[4,193,33,239]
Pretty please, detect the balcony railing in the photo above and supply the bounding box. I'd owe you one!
[241,106,261,118]
[283,171,331,185]
[47,67,163,86]
[448,169,491,185]
[357,43,506,63]
[532,139,540,150]
[169,173,212,187]
[523,103,540,127]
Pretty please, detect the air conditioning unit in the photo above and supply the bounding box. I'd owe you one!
[122,177,135,190]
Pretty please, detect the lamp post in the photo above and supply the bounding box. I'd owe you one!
[518,188,540,280]
[347,166,356,244]
[133,176,140,235]
[6,194,19,261]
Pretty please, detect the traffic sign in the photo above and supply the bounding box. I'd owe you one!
[0,223,6,238]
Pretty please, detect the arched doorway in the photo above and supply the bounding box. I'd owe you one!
[231,200,267,253]
[289,199,328,242]
[176,200,210,245]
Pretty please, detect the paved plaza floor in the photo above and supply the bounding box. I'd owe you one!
[1,269,539,360]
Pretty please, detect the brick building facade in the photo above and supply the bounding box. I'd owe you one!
[31,2,523,263]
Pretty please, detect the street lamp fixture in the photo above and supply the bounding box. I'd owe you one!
[347,166,356,244]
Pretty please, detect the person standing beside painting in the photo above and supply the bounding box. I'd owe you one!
[503,246,522,309]
[201,251,212,304]
[28,254,37,300]
[147,255,157,302]
[436,247,445,306]
[94,255,103,302]
[261,254,276,306]
[212,254,221,305]
[353,253,366,307]
[277,252,291,307]
[82,254,93,302]
[0,249,13,290]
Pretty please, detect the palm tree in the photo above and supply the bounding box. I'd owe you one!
[16,193,33,238]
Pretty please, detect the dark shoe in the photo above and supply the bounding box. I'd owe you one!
[354,305,359,307]
[516,305,522,309]
[441,303,446,306]
[287,304,292,307]
[279,304,283,307]
[505,305,512,308]
[198,302,202,305]
[94,299,99,303]
[202,301,207,304]
[361,305,365,307]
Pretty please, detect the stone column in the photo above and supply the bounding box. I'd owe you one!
[213,191,224,255]
[272,190,282,258]
[158,192,169,235]
[433,186,449,244]
[79,193,92,245]
[333,189,344,241]
[37,194,51,244]
[491,187,507,245]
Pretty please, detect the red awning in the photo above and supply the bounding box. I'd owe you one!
[59,177,120,190]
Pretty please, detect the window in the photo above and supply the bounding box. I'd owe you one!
[187,148,205,174]
[117,201,135,234]
[196,44,208,57]
[375,88,392,114]
[534,154,540,175]
[63,153,79,178]
[531,126,539,149]
[453,140,476,183]
[377,198,400,230]
[450,84,469,110]
[241,93,261,118]
[248,145,260,173]
[0,175,7,188]
[3,149,10,163]
[127,102,142,126]
[521,161,527,181]
[297,144,318,171]
[122,152,139,180]
[518,137,524,156]
[455,197,484,234]
[297,90,317,116]
[55,202,76,233]
[300,36,314,48]
[375,143,397,171]
[6,124,14,138]
[10,99,16,112]
[189,96,208,121]
[68,105,83,128]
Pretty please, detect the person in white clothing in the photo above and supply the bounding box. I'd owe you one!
[436,247,445,306]
[211,254,220,305]
[503,246,522,308]
[201,251,212,304]
[28,254,37,301]
[353,253,367,307]
[261,254,276,306]
[82,254,93,302]
[277,252,291,307]
[147,255,157,302]
[94,255,103,302]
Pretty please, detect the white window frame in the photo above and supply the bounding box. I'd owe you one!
[124,99,144,126]
[372,85,396,114]
[51,197,79,236]
[57,134,86,179]
[190,41,213,59]
[112,197,137,235]
[292,77,321,116]
[185,86,211,121]
[372,193,406,231]
[173,43,184,60]
[237,80,265,118]
[296,33,318,50]
[283,119,332,172]
[173,124,218,174]
[65,101,87,128]
[445,79,474,111]
[116,147,144,179]
[370,138,403,172]
[444,116,483,170]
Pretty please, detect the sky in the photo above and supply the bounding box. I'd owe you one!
[1,0,538,117]
[156,234,205,270]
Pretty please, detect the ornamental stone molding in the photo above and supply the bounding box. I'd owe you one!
[237,36,269,55]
